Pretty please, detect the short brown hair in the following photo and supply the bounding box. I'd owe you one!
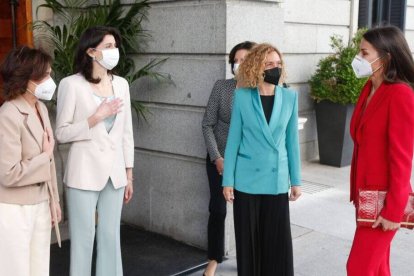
[0,46,52,101]
[236,43,286,88]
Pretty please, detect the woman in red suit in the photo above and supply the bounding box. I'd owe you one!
[346,26,414,276]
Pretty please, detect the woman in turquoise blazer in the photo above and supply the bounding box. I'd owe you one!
[222,43,301,276]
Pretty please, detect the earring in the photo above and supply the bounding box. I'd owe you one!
[92,56,96,61]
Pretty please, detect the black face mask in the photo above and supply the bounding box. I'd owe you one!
[263,67,281,85]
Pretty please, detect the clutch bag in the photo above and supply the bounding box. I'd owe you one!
[357,189,414,229]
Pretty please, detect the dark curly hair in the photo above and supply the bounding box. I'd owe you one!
[0,46,52,101]
[74,26,121,84]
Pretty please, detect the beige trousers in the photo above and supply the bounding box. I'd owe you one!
[0,201,51,276]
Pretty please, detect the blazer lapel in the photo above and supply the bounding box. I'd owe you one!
[351,81,371,140]
[358,82,388,130]
[251,88,277,150]
[268,86,283,145]
[12,96,44,149]
[108,78,121,136]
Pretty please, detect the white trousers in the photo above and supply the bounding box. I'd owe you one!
[0,201,51,276]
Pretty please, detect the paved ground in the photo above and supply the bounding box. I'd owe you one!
[190,160,414,276]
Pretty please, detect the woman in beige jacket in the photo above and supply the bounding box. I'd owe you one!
[0,46,61,276]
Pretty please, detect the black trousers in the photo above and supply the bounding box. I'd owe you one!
[205,155,227,263]
[233,190,294,276]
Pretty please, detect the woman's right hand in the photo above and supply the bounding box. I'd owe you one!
[42,127,55,158]
[95,98,123,121]
[88,98,123,127]
[372,216,400,231]
[215,157,224,175]
[223,187,234,203]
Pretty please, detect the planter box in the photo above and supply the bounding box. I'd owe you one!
[315,100,354,167]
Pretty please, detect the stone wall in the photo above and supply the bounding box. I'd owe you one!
[406,0,414,52]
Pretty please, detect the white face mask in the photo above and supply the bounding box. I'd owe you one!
[233,63,240,74]
[351,55,382,78]
[29,78,56,101]
[95,48,120,70]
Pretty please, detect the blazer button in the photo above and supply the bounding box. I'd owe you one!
[272,168,277,172]
[255,168,260,172]
[100,147,104,151]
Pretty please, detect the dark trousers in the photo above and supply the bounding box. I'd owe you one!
[233,190,294,276]
[206,155,227,263]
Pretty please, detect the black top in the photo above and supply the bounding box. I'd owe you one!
[260,95,275,124]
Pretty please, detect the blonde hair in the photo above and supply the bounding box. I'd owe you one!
[236,43,286,88]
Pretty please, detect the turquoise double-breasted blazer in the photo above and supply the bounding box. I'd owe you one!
[222,86,301,195]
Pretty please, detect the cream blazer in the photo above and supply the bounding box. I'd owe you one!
[0,96,59,205]
[56,74,134,191]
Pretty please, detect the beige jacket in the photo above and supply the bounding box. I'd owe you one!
[56,74,134,191]
[0,96,59,205]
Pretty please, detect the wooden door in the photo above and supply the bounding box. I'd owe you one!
[0,0,33,104]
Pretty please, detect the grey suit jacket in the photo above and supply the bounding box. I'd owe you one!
[202,79,236,162]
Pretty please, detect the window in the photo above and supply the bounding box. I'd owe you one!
[358,0,406,30]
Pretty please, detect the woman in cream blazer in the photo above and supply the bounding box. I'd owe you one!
[0,46,61,276]
[56,26,134,276]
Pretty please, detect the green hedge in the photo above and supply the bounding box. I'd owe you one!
[310,29,368,105]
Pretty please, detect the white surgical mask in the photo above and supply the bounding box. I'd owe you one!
[351,55,382,78]
[29,78,56,101]
[95,48,120,70]
[233,63,240,74]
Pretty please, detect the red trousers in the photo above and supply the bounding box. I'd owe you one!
[347,226,397,276]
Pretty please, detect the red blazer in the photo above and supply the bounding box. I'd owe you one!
[350,80,414,222]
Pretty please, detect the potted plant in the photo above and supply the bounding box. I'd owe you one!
[309,29,367,167]
[34,0,171,120]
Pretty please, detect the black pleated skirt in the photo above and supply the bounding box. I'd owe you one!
[233,190,294,276]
